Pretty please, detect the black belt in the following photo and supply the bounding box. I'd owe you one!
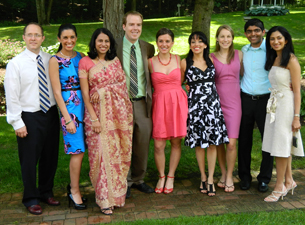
[130,96,145,102]
[241,91,270,100]
[61,88,81,92]
[188,78,215,86]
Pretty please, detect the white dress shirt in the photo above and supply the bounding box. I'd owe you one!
[4,48,56,130]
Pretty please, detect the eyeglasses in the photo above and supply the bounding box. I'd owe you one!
[246,29,262,35]
[25,33,43,38]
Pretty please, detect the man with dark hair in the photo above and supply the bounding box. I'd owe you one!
[4,22,60,215]
[238,18,274,192]
[116,11,155,198]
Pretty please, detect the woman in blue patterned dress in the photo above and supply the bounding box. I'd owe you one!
[49,24,86,209]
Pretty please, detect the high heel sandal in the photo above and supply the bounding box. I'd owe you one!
[207,183,216,197]
[284,181,297,196]
[200,181,207,193]
[67,184,87,203]
[264,185,286,202]
[164,175,174,194]
[155,175,165,194]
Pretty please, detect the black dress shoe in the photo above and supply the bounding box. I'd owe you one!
[239,180,250,190]
[126,186,131,199]
[27,205,42,215]
[41,197,60,206]
[133,183,154,193]
[258,182,269,192]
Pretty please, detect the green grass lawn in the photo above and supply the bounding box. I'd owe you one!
[0,7,304,69]
[1,114,305,194]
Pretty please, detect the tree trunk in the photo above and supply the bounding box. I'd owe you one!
[131,0,137,11]
[46,0,53,24]
[36,0,44,25]
[103,0,124,39]
[192,0,214,44]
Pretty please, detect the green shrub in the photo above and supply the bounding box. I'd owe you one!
[301,89,305,117]
[41,42,60,55]
[245,5,289,16]
[0,39,25,67]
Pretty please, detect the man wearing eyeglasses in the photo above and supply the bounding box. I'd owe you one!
[4,22,60,215]
[238,18,274,192]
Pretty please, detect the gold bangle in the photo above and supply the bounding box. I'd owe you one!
[90,118,99,122]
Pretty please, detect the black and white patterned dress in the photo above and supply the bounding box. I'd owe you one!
[185,64,229,148]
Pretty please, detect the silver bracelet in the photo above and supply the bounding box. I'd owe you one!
[294,114,300,117]
[65,119,72,125]
[90,118,99,122]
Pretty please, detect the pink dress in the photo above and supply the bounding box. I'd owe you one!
[151,55,188,140]
[211,50,241,138]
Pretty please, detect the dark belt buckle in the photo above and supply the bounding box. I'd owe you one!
[252,95,259,100]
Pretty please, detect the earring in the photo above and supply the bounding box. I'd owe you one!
[171,48,174,53]
[94,48,96,52]
[108,49,111,53]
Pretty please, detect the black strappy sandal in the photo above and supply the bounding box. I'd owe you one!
[200,181,207,193]
[101,208,113,215]
[207,183,216,197]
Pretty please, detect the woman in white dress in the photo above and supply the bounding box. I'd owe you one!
[263,26,304,202]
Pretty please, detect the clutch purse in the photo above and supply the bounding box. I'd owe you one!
[293,133,298,148]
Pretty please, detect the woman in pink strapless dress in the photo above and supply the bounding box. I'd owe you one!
[148,28,188,194]
[210,25,242,193]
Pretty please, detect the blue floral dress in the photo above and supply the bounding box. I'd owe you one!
[53,52,85,154]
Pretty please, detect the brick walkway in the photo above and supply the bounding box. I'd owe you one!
[1,169,305,225]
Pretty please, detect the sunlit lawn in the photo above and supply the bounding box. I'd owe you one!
[0,7,304,69]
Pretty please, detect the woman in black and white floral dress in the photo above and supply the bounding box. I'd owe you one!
[181,31,229,196]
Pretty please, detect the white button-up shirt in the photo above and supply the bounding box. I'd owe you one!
[4,48,56,130]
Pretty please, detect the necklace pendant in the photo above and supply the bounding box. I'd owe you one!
[103,66,107,72]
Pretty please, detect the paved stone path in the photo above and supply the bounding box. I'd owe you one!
[1,169,305,224]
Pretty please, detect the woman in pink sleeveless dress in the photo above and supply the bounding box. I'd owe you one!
[210,25,243,193]
[148,28,188,194]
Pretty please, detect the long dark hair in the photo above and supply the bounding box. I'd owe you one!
[185,31,213,69]
[57,23,77,53]
[87,28,116,61]
[265,26,294,71]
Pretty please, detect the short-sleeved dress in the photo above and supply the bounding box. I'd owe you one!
[150,55,188,140]
[262,66,304,157]
[184,62,229,148]
[53,52,85,154]
[211,50,242,138]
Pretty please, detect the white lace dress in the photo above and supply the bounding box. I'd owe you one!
[262,66,304,157]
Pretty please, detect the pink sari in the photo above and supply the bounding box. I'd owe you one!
[79,56,132,209]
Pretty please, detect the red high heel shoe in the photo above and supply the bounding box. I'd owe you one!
[155,175,165,194]
[164,175,175,194]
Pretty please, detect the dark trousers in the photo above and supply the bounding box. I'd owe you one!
[127,98,152,186]
[238,92,274,183]
[17,106,59,207]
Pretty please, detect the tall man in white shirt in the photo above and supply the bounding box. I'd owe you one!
[4,22,60,215]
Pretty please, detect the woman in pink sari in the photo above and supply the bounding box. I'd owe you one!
[79,28,132,215]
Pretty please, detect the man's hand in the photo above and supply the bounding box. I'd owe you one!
[15,126,28,138]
